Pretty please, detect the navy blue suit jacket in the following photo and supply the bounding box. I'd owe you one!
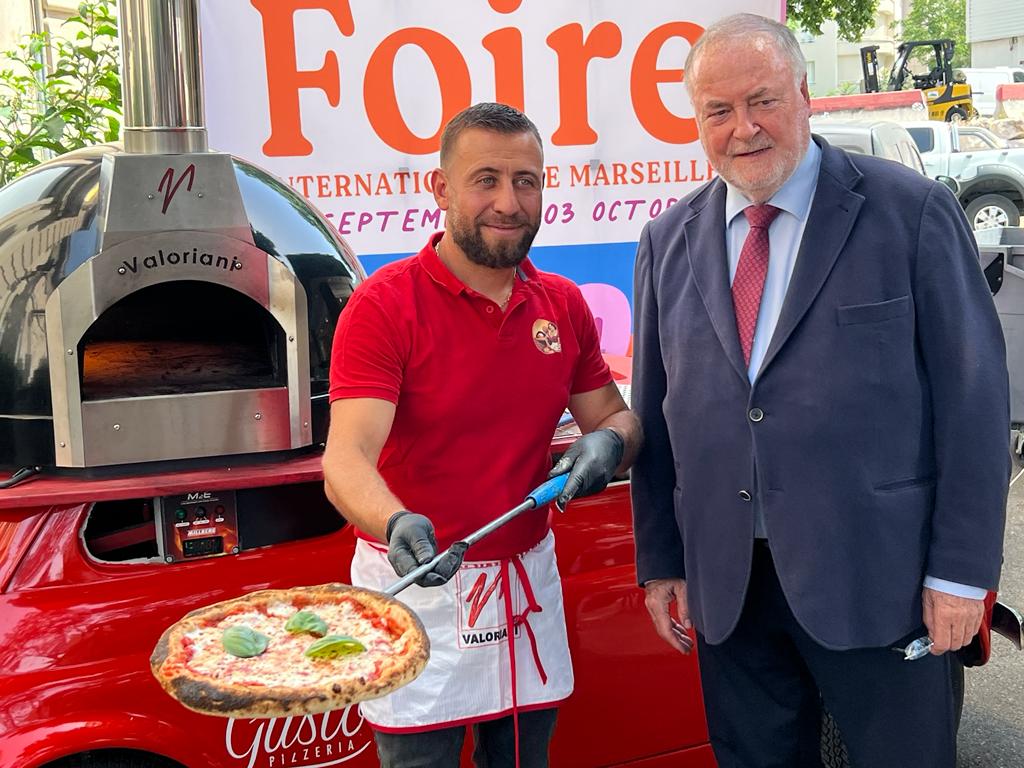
[631,137,1010,649]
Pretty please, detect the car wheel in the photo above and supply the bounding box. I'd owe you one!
[946,106,969,122]
[965,194,1021,230]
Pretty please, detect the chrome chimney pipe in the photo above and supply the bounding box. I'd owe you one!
[119,0,207,154]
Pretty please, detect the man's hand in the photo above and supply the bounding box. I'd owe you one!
[386,511,463,588]
[922,587,985,654]
[644,578,693,655]
[548,428,625,511]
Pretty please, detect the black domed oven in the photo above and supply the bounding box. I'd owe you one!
[0,0,362,472]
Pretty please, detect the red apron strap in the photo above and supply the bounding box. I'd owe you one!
[510,555,547,685]
[500,559,521,768]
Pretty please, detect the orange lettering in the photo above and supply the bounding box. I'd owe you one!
[570,164,591,186]
[487,0,523,11]
[251,0,354,156]
[482,27,524,110]
[364,29,471,154]
[630,22,702,144]
[546,23,622,145]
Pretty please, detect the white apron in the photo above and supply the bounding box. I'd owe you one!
[351,531,574,731]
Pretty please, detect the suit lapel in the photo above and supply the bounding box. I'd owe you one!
[759,141,865,376]
[684,180,750,384]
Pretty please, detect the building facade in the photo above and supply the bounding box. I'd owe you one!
[968,0,1024,67]
[799,0,911,96]
[0,1,81,53]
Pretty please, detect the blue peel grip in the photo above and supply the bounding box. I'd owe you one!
[528,473,569,507]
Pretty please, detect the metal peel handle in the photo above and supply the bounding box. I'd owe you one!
[384,473,569,597]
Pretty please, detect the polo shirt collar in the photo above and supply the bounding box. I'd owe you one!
[419,231,535,294]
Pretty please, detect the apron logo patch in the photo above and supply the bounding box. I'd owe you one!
[456,568,519,648]
[532,319,561,354]
[465,572,501,628]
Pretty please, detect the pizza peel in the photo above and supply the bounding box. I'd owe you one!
[149,472,569,717]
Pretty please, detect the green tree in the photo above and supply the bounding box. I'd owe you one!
[0,1,121,186]
[895,0,969,68]
[788,0,879,41]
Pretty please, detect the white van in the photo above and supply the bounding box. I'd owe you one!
[955,67,1024,117]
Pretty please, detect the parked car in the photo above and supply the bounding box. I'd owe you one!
[905,120,1024,229]
[810,118,927,174]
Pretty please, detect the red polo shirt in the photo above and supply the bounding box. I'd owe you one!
[329,232,611,559]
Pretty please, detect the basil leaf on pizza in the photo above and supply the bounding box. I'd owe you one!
[150,584,429,718]
[305,634,366,659]
[285,610,329,637]
[222,625,269,658]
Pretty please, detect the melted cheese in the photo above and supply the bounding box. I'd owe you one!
[184,600,402,688]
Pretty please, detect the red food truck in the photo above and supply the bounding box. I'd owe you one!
[0,453,714,768]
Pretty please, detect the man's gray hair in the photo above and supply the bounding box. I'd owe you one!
[685,13,807,93]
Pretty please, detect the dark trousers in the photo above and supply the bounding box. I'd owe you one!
[696,541,957,768]
[372,708,558,768]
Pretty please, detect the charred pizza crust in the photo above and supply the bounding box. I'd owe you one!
[150,583,429,718]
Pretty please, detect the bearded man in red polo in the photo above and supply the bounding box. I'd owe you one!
[322,102,641,768]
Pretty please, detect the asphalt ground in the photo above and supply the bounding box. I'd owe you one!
[958,468,1024,766]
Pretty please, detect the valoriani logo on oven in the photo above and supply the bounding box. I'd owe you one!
[158,163,195,214]
[119,249,243,275]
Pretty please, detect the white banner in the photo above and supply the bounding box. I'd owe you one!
[200,0,780,352]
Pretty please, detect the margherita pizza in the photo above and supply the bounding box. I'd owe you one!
[150,583,429,718]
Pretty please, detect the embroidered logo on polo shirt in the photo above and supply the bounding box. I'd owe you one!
[532,319,561,354]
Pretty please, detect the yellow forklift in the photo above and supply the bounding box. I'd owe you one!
[860,39,976,121]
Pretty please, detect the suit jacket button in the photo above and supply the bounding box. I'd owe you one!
[738,490,752,501]
[748,407,764,422]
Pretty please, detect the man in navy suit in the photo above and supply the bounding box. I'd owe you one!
[630,13,1009,767]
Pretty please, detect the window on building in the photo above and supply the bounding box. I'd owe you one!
[806,61,816,85]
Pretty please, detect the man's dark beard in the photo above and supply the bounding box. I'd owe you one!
[451,216,540,269]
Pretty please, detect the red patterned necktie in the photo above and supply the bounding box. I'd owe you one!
[732,204,781,366]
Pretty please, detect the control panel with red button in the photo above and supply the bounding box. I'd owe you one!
[157,489,240,563]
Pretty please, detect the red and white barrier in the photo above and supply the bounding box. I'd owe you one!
[995,83,1024,120]
[810,90,929,123]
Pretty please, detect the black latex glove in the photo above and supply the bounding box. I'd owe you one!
[385,511,465,587]
[547,427,625,511]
